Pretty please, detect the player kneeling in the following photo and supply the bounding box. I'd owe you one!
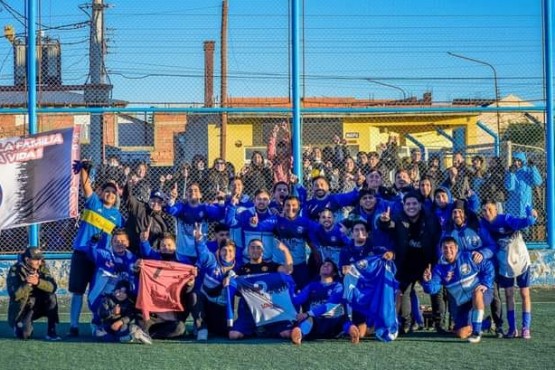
[422,237,495,343]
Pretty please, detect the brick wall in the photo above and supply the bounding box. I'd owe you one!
[151,113,187,166]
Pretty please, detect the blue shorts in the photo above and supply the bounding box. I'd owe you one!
[498,267,530,289]
[453,289,493,330]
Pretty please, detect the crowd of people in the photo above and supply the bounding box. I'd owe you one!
[6,123,544,345]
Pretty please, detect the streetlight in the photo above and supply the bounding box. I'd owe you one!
[366,78,407,100]
[447,51,501,136]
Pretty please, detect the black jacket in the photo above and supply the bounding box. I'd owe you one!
[123,182,169,255]
[379,210,441,282]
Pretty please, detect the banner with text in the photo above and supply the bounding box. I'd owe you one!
[0,127,81,230]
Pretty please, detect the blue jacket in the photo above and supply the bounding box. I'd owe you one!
[505,152,542,217]
[442,221,497,260]
[432,186,480,232]
[422,251,495,306]
[480,207,537,277]
[480,206,537,243]
[164,201,225,257]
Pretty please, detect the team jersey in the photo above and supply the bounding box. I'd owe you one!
[302,188,359,220]
[293,280,345,319]
[196,239,235,306]
[165,201,225,257]
[422,251,495,306]
[480,208,536,277]
[308,224,349,268]
[442,223,496,260]
[237,261,280,275]
[339,240,376,270]
[88,246,137,311]
[226,206,278,262]
[273,215,320,265]
[73,193,123,252]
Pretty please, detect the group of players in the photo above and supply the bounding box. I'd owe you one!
[7,151,539,345]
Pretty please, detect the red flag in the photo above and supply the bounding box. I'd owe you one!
[136,260,197,319]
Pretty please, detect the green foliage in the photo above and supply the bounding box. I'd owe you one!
[503,123,545,147]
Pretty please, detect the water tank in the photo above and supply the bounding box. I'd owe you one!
[14,38,62,86]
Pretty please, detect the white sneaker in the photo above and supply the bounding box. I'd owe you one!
[196,329,208,341]
[468,332,482,344]
[131,325,153,345]
[93,327,108,338]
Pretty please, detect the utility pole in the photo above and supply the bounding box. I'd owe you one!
[83,0,112,165]
[220,0,228,160]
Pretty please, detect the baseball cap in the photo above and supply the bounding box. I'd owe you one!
[150,189,165,201]
[23,247,44,260]
[101,181,118,192]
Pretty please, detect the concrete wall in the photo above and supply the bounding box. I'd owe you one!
[1,250,554,297]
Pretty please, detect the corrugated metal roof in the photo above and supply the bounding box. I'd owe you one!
[0,91,127,107]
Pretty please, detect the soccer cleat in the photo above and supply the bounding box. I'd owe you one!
[196,329,208,342]
[45,330,62,341]
[521,328,531,340]
[67,326,80,337]
[400,322,412,335]
[131,325,153,345]
[291,327,302,345]
[348,325,360,344]
[494,327,504,339]
[434,323,450,335]
[504,329,519,339]
[467,332,482,343]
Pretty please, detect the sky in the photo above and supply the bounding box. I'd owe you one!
[0,0,547,105]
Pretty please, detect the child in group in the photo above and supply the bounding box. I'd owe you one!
[97,280,152,344]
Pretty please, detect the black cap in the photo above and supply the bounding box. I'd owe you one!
[101,181,118,191]
[114,279,131,292]
[453,199,466,211]
[150,189,165,200]
[23,247,43,260]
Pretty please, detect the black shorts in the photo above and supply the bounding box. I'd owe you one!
[68,250,95,294]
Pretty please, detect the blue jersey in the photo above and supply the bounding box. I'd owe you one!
[293,280,345,319]
[165,201,225,257]
[308,224,349,268]
[422,251,495,306]
[225,195,253,250]
[480,208,536,277]
[226,206,277,262]
[88,246,137,311]
[480,208,537,242]
[339,240,376,270]
[273,215,319,265]
[73,193,123,252]
[139,240,197,265]
[442,222,496,260]
[303,188,359,220]
[196,239,234,306]
[348,199,393,247]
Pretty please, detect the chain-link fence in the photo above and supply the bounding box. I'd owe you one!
[0,1,551,253]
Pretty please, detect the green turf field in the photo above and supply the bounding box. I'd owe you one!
[1,288,554,370]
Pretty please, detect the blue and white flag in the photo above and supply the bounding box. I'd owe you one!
[343,256,399,342]
[233,272,297,327]
[0,127,81,229]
